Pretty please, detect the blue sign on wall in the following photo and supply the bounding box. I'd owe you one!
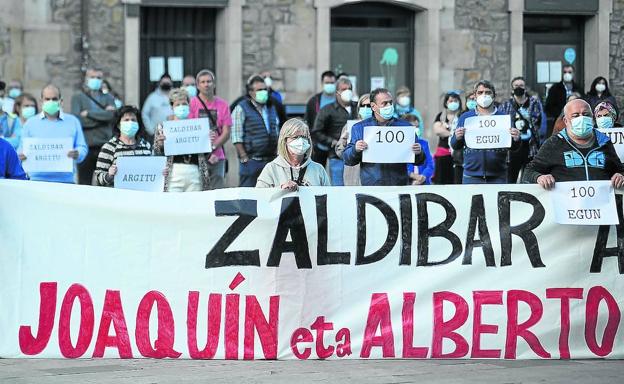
[564,48,576,64]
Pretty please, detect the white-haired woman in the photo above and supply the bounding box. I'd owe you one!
[153,88,211,191]
[256,118,330,190]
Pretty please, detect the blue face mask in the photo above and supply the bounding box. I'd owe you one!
[596,116,614,129]
[359,106,372,120]
[8,88,21,99]
[379,104,395,120]
[466,100,477,110]
[87,78,102,91]
[570,116,594,138]
[114,99,123,109]
[21,106,36,119]
[120,121,139,137]
[174,104,190,119]
[185,85,198,98]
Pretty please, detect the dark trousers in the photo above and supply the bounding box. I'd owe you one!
[239,159,268,187]
[78,146,100,185]
[433,155,454,185]
[311,146,328,168]
[507,142,530,184]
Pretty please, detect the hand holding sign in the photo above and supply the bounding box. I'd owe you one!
[464,115,512,149]
[162,118,212,156]
[612,173,624,189]
[552,180,619,225]
[362,126,415,163]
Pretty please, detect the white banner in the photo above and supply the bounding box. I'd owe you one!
[599,128,624,162]
[21,137,73,173]
[552,180,618,225]
[1,181,624,360]
[162,118,212,156]
[114,156,167,192]
[464,115,512,149]
[362,126,415,163]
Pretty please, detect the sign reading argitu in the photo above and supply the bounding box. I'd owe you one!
[1,181,623,360]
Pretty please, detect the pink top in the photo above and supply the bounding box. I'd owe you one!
[189,95,232,160]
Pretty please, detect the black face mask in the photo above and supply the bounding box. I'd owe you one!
[160,83,172,91]
[513,87,526,97]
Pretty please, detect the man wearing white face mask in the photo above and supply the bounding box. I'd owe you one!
[523,99,624,189]
[305,70,337,167]
[256,118,330,189]
[451,80,521,184]
[545,64,583,136]
[311,77,358,186]
[71,68,116,185]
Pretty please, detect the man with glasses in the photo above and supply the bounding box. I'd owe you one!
[19,84,88,183]
[545,64,583,137]
[231,74,281,187]
[451,80,521,184]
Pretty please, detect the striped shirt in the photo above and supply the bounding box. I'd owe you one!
[94,136,152,186]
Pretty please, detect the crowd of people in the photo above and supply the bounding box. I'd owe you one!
[1,63,624,190]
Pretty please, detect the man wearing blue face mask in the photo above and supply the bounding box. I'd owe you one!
[523,99,624,189]
[71,68,116,185]
[343,88,425,186]
[304,70,337,167]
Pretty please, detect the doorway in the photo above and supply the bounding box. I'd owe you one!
[524,15,585,102]
[330,2,414,98]
[139,7,216,105]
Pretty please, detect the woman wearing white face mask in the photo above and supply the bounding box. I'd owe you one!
[586,76,618,112]
[432,92,463,184]
[256,118,330,190]
[94,105,156,187]
[335,93,370,186]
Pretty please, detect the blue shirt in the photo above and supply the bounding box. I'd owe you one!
[20,112,88,183]
[320,93,335,109]
[407,138,434,184]
[0,138,27,180]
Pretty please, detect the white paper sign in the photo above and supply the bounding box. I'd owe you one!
[167,57,184,81]
[148,57,165,82]
[549,61,562,83]
[537,61,549,83]
[370,77,385,91]
[599,128,624,162]
[21,137,73,173]
[114,156,167,192]
[464,115,512,149]
[162,118,212,156]
[362,126,415,163]
[552,180,619,225]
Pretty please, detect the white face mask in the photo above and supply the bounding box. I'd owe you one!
[595,83,606,93]
[476,94,493,108]
[287,137,310,156]
[563,73,573,82]
[340,89,353,103]
[264,77,273,88]
[397,96,411,107]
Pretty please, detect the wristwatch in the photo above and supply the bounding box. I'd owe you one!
[240,156,249,164]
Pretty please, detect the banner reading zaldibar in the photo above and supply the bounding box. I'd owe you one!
[0,180,623,360]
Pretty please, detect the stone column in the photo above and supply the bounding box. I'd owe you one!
[124,2,140,106]
[509,0,524,78]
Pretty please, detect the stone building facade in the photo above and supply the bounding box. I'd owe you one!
[0,0,622,185]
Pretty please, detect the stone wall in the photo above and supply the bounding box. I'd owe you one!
[241,0,316,103]
[0,0,124,105]
[610,0,624,112]
[453,0,511,101]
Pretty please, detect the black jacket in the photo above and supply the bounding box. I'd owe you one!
[544,81,583,119]
[522,129,624,183]
[311,101,358,159]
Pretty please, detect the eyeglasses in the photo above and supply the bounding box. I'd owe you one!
[361,103,371,107]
